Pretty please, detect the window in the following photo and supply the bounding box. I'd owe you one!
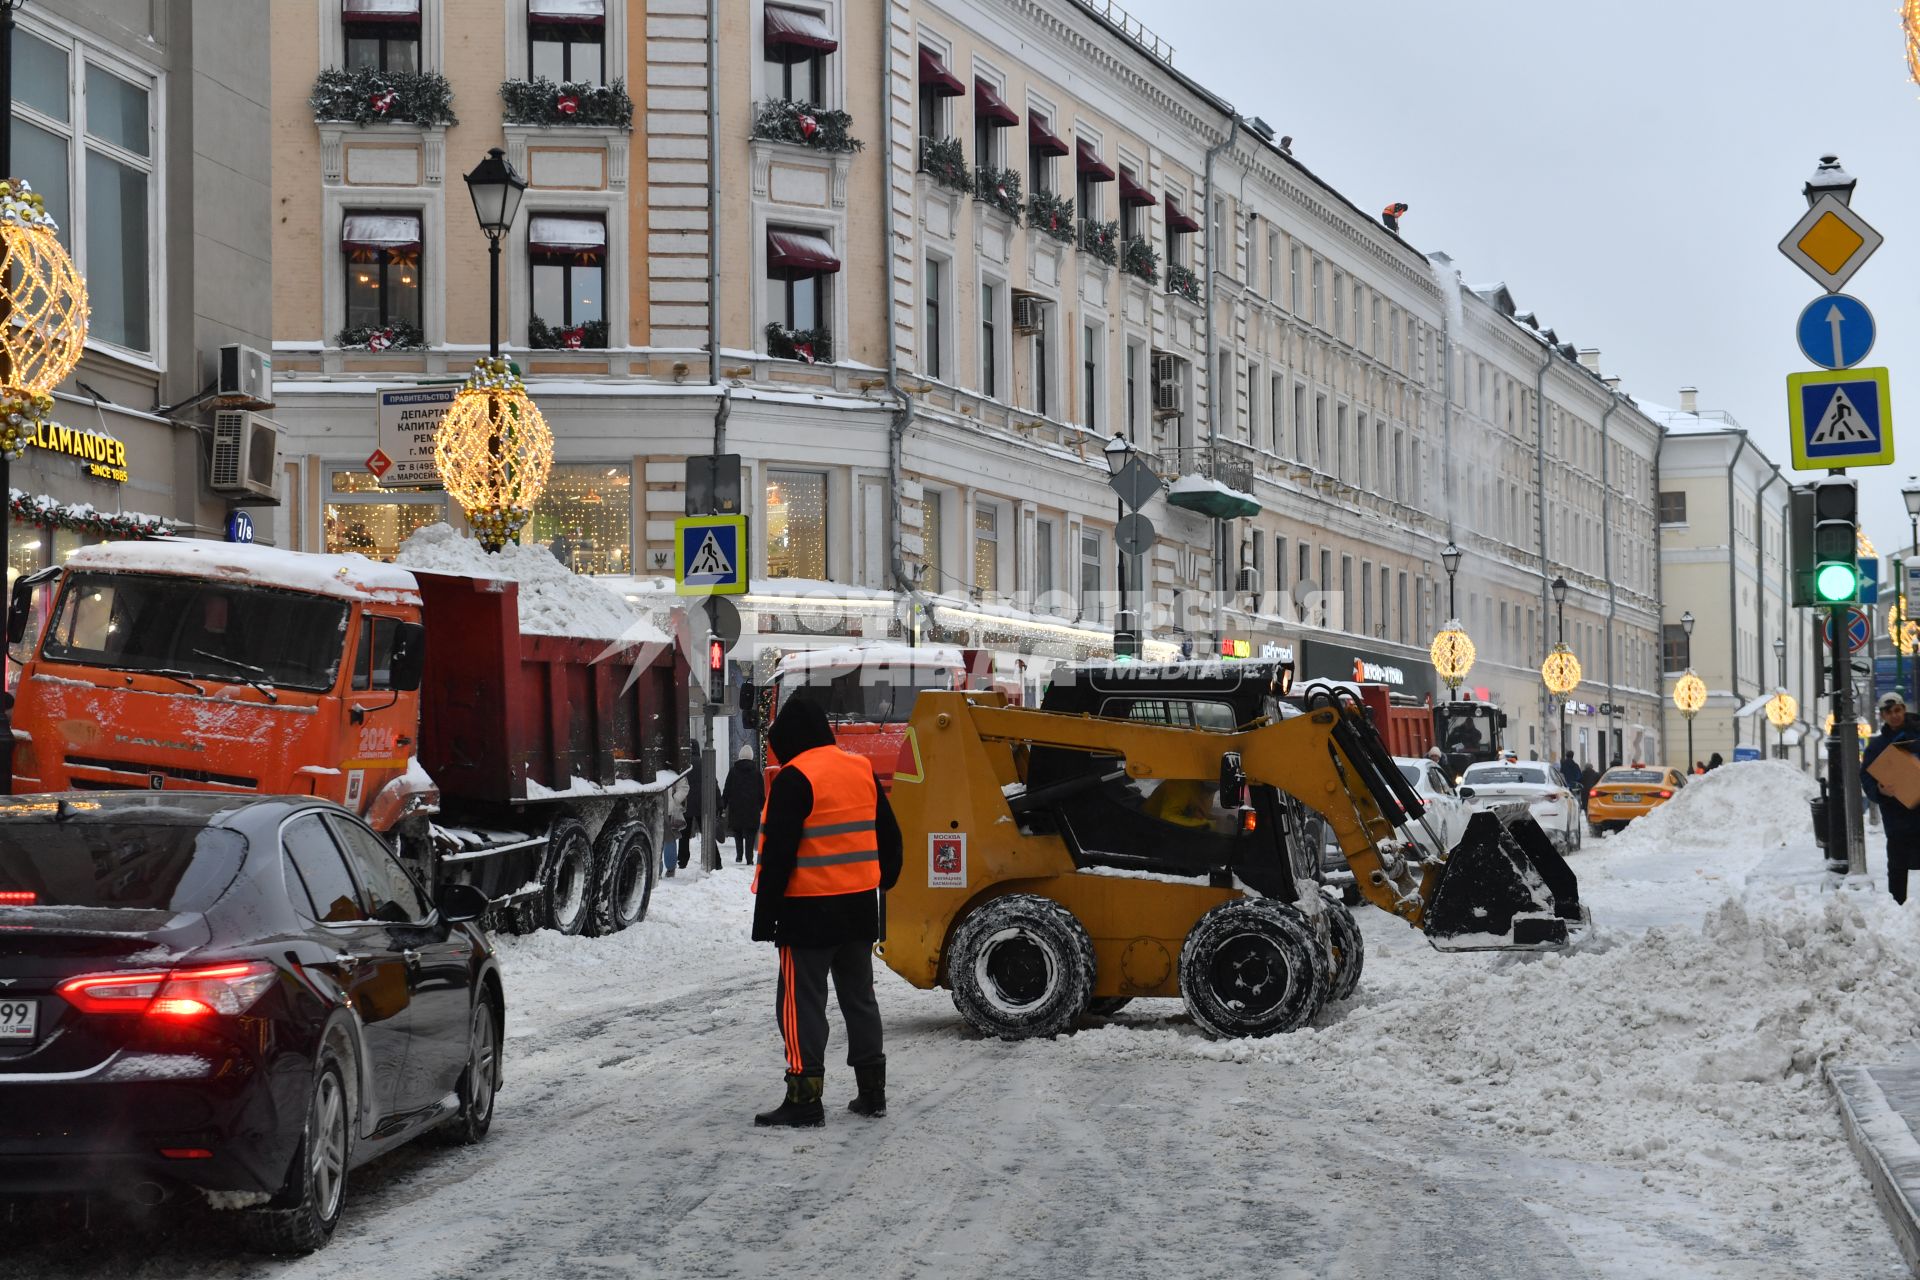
[327,470,446,561]
[1371,297,1382,357]
[766,226,838,334]
[764,4,830,103]
[1125,344,1138,436]
[344,0,421,73]
[981,281,998,397]
[1659,491,1687,525]
[766,470,828,579]
[1310,256,1323,325]
[1361,561,1372,635]
[1036,518,1056,601]
[1314,394,1327,469]
[923,490,945,590]
[352,614,401,691]
[974,503,999,595]
[1270,374,1283,453]
[925,257,944,379]
[1246,364,1258,441]
[283,816,367,925]
[1080,528,1103,621]
[1318,548,1332,623]
[1397,572,1408,644]
[1081,324,1099,429]
[1293,384,1306,459]
[12,33,157,354]
[1335,405,1348,478]
[1034,310,1051,416]
[1274,536,1288,597]
[343,212,424,338]
[1029,112,1060,195]
[1267,231,1280,297]
[1662,623,1691,672]
[1340,555,1353,631]
[530,0,606,85]
[1332,270,1344,339]
[529,214,606,341]
[529,463,632,573]
[1288,243,1302,314]
[329,816,428,925]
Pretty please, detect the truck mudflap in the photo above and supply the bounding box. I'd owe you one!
[1421,805,1590,951]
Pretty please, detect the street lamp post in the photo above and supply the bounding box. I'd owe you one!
[1551,574,1571,759]
[1903,477,1920,703]
[463,148,527,359]
[1441,541,1461,621]
[1773,635,1788,759]
[1681,609,1696,766]
[1103,432,1138,659]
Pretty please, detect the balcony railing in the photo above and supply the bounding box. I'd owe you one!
[1165,263,1202,304]
[501,78,633,130]
[1079,218,1119,266]
[974,165,1022,218]
[918,135,972,194]
[752,99,864,153]
[1027,190,1076,244]
[766,323,833,363]
[1119,236,1158,284]
[310,67,457,128]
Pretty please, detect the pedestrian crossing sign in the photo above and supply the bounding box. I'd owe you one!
[675,515,747,596]
[1788,367,1894,470]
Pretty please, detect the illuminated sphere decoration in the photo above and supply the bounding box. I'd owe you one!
[1429,622,1476,691]
[1765,690,1798,731]
[1892,597,1920,657]
[1910,0,1920,84]
[1674,670,1707,718]
[1540,643,1582,696]
[433,357,554,551]
[0,179,88,460]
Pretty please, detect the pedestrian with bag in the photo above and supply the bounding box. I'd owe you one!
[723,745,766,864]
[677,754,702,870]
[1863,691,1920,903]
[751,697,903,1127]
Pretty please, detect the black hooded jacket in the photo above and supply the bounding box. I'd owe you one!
[751,698,903,947]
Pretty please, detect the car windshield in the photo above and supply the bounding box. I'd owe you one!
[39,571,351,692]
[775,663,955,724]
[1465,765,1549,786]
[0,817,245,911]
[1435,706,1491,749]
[1605,770,1666,784]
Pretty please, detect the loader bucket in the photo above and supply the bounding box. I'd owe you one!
[1421,807,1588,951]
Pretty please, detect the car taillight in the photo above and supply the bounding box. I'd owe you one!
[1656,789,1673,799]
[0,890,36,906]
[1588,790,1606,800]
[1241,810,1257,833]
[57,962,277,1017]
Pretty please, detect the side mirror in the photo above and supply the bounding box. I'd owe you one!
[389,621,426,691]
[1457,785,1477,800]
[1218,751,1247,810]
[7,577,30,646]
[436,881,491,923]
[1496,712,1509,729]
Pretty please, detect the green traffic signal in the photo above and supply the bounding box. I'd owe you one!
[1815,560,1860,603]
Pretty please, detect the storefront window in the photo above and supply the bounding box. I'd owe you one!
[51,526,92,568]
[528,463,631,574]
[326,469,445,562]
[973,504,998,596]
[766,469,826,580]
[7,517,46,592]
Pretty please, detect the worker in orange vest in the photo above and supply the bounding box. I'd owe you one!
[1382,202,1408,232]
[751,696,903,1127]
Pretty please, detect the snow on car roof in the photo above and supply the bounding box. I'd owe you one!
[65,538,420,604]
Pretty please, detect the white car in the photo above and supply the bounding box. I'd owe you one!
[1458,761,1583,853]
[1394,756,1471,858]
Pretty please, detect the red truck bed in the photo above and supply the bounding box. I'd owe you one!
[413,571,688,805]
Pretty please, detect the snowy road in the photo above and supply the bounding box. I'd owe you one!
[5,763,1913,1278]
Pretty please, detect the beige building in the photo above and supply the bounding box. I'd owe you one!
[264,0,1669,747]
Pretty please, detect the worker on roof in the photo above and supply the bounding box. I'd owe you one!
[1381,202,1408,233]
[751,697,903,1127]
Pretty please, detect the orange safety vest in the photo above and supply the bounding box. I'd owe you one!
[754,745,881,897]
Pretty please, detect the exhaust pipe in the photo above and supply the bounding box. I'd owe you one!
[128,1181,169,1207]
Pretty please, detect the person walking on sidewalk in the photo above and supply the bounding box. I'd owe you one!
[751,697,902,1127]
[1863,691,1920,903]
[723,745,765,864]
[677,754,702,870]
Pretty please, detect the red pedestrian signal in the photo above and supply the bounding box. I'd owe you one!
[708,637,725,672]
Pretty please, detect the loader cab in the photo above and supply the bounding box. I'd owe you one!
[1433,699,1505,782]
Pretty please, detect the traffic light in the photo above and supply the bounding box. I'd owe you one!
[1788,485,1817,607]
[707,635,726,704]
[1812,477,1860,604]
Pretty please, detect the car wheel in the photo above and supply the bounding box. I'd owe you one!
[239,1051,351,1255]
[588,819,655,935]
[949,894,1095,1040]
[1179,898,1326,1039]
[539,819,595,936]
[435,999,500,1145]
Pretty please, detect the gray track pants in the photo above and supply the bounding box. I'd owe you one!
[775,941,884,1078]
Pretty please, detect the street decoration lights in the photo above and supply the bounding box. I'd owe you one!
[0,181,85,457]
[1431,540,1470,696]
[1674,670,1706,770]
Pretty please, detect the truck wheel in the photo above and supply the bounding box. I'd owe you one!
[949,894,1095,1040]
[589,819,655,935]
[539,819,595,936]
[1179,899,1326,1039]
[1322,896,1365,1004]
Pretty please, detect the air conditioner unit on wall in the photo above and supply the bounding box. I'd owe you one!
[216,344,273,410]
[1012,294,1046,334]
[1152,352,1182,416]
[210,410,281,500]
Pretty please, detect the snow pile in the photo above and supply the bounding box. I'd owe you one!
[395,523,667,642]
[1607,759,1816,855]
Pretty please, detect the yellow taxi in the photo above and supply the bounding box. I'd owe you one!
[1586,765,1687,834]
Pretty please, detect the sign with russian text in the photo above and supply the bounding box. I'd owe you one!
[375,387,456,489]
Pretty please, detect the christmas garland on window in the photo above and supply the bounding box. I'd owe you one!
[765,324,833,364]
[752,100,864,153]
[974,166,1022,219]
[529,315,610,350]
[337,320,425,352]
[1026,191,1077,244]
[1120,236,1159,284]
[500,78,634,129]
[310,68,458,128]
[9,489,175,540]
[918,136,972,194]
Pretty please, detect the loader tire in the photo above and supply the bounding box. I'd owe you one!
[539,819,595,936]
[1179,898,1325,1039]
[588,819,655,935]
[1322,896,1365,1004]
[949,894,1095,1040]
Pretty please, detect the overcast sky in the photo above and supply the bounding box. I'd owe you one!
[1120,0,1920,558]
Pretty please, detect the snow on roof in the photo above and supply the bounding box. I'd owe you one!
[395,523,668,642]
[1169,472,1260,505]
[1639,399,1741,437]
[65,538,420,604]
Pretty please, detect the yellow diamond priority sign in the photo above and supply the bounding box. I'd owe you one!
[1779,195,1883,293]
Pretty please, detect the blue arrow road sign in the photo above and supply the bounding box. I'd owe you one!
[1860,558,1880,605]
[1788,367,1894,470]
[1796,294,1875,370]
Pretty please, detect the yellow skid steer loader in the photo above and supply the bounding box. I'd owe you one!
[879,686,1587,1040]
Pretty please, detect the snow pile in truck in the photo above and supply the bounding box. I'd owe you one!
[1605,759,1816,855]
[395,523,669,643]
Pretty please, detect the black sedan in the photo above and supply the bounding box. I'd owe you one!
[0,792,503,1254]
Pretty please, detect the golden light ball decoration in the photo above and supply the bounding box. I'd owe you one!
[1909,0,1920,83]
[1765,690,1798,731]
[1540,643,1582,696]
[1673,670,1707,718]
[433,357,554,551]
[0,179,88,459]
[1429,621,1476,692]
[1891,596,1920,657]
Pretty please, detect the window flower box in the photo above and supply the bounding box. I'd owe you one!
[918,135,972,195]
[337,319,425,352]
[310,67,457,128]
[529,315,609,350]
[1166,264,1202,305]
[500,78,633,130]
[1079,218,1119,266]
[974,165,1022,219]
[753,99,863,153]
[1026,190,1076,244]
[1120,237,1159,284]
[766,323,833,363]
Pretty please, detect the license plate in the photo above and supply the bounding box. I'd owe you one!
[0,998,34,1042]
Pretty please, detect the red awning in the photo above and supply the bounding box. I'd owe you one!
[974,78,1018,127]
[767,228,840,280]
[1165,198,1202,234]
[1119,168,1157,207]
[528,0,604,23]
[765,4,837,58]
[1076,140,1115,182]
[341,213,422,250]
[918,46,965,97]
[529,215,606,253]
[342,0,418,22]
[1028,115,1069,157]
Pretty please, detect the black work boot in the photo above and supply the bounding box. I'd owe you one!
[847,1062,886,1118]
[754,1073,824,1128]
